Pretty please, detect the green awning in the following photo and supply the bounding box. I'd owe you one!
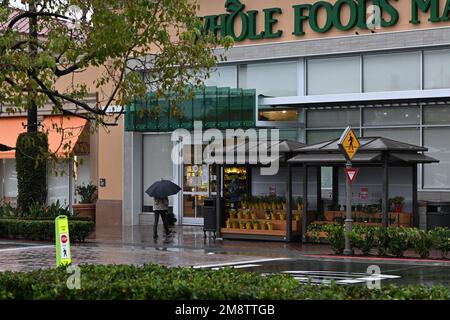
[125,86,256,132]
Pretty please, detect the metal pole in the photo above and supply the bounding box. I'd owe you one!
[344,161,353,255]
[286,164,293,242]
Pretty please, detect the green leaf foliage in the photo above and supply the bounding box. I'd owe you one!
[0,264,448,300]
[0,219,94,242]
[15,132,49,213]
[307,223,449,259]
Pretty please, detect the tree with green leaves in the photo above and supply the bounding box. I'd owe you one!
[0,0,232,212]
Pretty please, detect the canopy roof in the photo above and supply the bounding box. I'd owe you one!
[288,137,438,165]
[296,137,427,153]
[203,139,305,165]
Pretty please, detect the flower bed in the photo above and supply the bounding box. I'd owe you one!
[0,264,448,300]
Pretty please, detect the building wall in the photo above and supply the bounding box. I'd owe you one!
[96,117,124,227]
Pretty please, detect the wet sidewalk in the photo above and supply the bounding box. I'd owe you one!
[1,224,449,273]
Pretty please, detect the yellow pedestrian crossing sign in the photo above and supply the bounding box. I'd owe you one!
[338,127,360,161]
[55,215,71,267]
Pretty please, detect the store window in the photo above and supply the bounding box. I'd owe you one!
[307,108,360,128]
[307,56,360,95]
[423,128,450,189]
[2,159,17,204]
[363,52,421,92]
[204,65,237,88]
[48,161,70,206]
[363,106,420,126]
[258,108,298,121]
[423,105,450,125]
[306,129,343,144]
[424,49,450,90]
[363,128,420,146]
[239,61,298,97]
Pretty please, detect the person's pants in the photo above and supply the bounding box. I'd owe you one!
[154,210,170,237]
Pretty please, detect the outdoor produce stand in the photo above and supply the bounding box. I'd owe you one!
[213,140,307,241]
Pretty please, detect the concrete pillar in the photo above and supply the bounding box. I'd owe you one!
[123,131,142,226]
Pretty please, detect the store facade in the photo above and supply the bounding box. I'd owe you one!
[123,0,450,228]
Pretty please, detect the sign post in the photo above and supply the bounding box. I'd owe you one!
[338,127,360,256]
[55,215,72,267]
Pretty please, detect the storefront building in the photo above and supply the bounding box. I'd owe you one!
[123,0,450,229]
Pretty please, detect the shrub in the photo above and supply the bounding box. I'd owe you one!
[16,132,49,213]
[430,227,450,259]
[348,225,377,255]
[409,229,433,259]
[0,219,94,242]
[384,227,411,257]
[322,224,345,254]
[0,264,448,300]
[374,227,390,256]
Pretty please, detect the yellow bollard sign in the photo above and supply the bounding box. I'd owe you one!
[55,215,72,267]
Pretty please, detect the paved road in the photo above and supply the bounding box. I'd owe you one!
[1,240,449,288]
[197,256,450,287]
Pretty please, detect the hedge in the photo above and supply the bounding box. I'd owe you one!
[16,132,49,212]
[0,264,448,300]
[307,223,450,259]
[0,219,95,243]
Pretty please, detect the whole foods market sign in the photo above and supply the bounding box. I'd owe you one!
[202,0,450,41]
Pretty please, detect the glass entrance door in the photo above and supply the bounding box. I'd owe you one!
[182,164,209,225]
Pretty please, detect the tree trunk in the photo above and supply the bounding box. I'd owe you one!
[28,0,38,133]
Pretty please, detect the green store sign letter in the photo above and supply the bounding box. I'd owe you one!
[201,0,450,42]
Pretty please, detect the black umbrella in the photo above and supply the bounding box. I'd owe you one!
[145,179,181,198]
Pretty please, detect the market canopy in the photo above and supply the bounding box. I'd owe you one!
[125,86,256,132]
[203,139,306,165]
[288,137,438,165]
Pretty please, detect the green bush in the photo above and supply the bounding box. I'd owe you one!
[409,229,433,259]
[16,132,49,213]
[0,264,448,300]
[322,224,345,254]
[430,227,450,259]
[348,225,377,255]
[308,224,450,259]
[0,219,94,242]
[385,227,411,257]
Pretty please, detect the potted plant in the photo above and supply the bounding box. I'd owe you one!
[225,219,232,229]
[279,212,286,221]
[391,197,405,213]
[264,208,271,220]
[266,221,274,230]
[232,221,239,229]
[260,221,267,230]
[252,221,259,230]
[73,183,97,220]
[250,211,257,220]
[246,221,252,230]
[296,197,303,212]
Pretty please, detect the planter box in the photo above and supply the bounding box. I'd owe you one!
[73,203,96,220]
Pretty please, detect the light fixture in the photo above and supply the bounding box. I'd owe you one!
[282,110,287,114]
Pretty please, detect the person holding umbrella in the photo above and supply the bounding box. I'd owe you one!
[153,196,170,238]
[146,179,181,239]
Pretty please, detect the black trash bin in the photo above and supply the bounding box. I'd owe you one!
[202,197,225,239]
[426,202,450,230]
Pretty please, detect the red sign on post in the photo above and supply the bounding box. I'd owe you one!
[344,168,359,185]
